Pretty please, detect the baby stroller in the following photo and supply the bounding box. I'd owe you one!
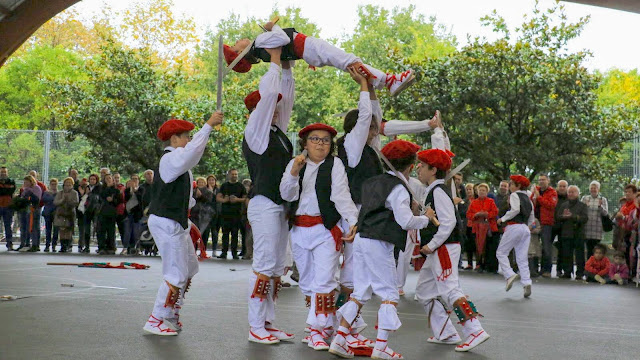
[137,215,158,256]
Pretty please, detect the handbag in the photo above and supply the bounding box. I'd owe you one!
[602,213,614,233]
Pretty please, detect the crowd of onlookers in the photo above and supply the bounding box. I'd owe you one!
[1,166,638,284]
[0,166,253,259]
[452,173,637,285]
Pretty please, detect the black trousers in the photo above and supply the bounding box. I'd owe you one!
[116,214,126,247]
[97,215,116,251]
[560,236,585,277]
[585,238,601,261]
[221,216,242,255]
[484,233,500,272]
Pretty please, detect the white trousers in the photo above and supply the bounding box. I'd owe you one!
[415,243,483,339]
[396,230,417,289]
[148,215,199,319]
[247,195,290,329]
[337,234,401,331]
[303,36,386,88]
[292,224,340,330]
[497,224,532,286]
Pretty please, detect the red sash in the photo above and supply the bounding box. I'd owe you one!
[294,215,343,251]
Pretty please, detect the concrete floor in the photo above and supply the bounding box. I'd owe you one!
[1,248,639,360]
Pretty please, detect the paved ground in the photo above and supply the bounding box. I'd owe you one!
[1,248,639,360]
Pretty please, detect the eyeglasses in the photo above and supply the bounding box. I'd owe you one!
[308,136,332,145]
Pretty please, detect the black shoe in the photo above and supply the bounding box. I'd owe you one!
[28,246,39,252]
[98,249,107,255]
[560,274,572,279]
[44,247,50,252]
[82,248,90,254]
[77,247,83,253]
[217,253,227,259]
[232,255,240,260]
[6,244,13,251]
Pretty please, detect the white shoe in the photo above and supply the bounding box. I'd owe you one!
[266,327,295,341]
[386,70,416,96]
[301,335,311,344]
[142,315,178,336]
[371,345,404,359]
[329,335,355,358]
[346,333,374,348]
[164,317,183,332]
[427,334,461,344]
[398,288,405,296]
[455,330,490,352]
[506,274,520,291]
[248,329,280,345]
[308,330,329,350]
[304,326,311,333]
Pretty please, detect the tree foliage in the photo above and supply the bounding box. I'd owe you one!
[393,1,639,183]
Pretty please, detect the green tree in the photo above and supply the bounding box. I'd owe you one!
[393,1,638,183]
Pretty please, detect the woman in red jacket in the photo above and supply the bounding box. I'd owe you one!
[467,183,499,272]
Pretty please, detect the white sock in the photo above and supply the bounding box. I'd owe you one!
[375,329,389,350]
[338,326,350,336]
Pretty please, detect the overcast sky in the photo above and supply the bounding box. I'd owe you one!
[71,0,640,71]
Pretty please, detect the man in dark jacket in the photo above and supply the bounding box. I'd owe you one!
[139,169,154,211]
[0,167,17,250]
[555,185,588,279]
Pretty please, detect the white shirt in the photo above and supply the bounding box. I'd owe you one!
[424,179,457,250]
[343,91,373,168]
[159,124,212,209]
[244,63,295,155]
[408,177,427,205]
[500,190,535,226]
[430,127,451,151]
[383,171,430,232]
[254,25,292,49]
[280,157,359,226]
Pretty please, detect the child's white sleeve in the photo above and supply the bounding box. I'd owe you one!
[382,120,433,137]
[255,25,291,48]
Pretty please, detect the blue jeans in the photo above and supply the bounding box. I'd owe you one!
[44,216,59,248]
[19,210,32,247]
[123,215,141,249]
[32,207,42,248]
[541,225,555,273]
[0,207,13,245]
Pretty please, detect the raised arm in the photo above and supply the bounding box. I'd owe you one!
[275,61,295,131]
[159,123,213,184]
[244,62,282,155]
[330,158,359,226]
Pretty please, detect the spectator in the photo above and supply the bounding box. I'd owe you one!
[528,218,542,277]
[201,175,220,254]
[584,244,610,284]
[72,172,85,252]
[18,175,42,252]
[79,174,102,253]
[42,178,59,252]
[531,174,558,278]
[54,177,79,253]
[68,169,79,184]
[123,175,144,255]
[139,169,154,211]
[28,170,47,249]
[97,174,120,255]
[612,197,627,252]
[466,183,499,273]
[495,180,510,211]
[555,185,588,279]
[460,183,476,270]
[607,250,629,285]
[453,173,465,200]
[76,177,89,252]
[0,166,17,250]
[191,177,215,255]
[216,169,247,259]
[581,181,609,260]
[99,167,111,182]
[241,178,253,260]
[113,172,127,249]
[553,180,569,276]
[614,184,637,274]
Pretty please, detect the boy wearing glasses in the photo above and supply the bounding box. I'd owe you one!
[280,123,358,351]
[143,112,223,335]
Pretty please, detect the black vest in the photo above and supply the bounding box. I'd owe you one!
[509,192,533,224]
[337,138,384,205]
[288,156,341,230]
[420,183,464,250]
[250,28,301,63]
[242,126,293,205]
[148,150,191,229]
[357,173,412,249]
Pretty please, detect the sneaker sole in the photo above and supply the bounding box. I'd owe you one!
[455,334,490,352]
[506,274,520,291]
[390,73,416,97]
[329,347,354,359]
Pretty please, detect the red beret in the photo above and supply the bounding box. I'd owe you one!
[510,175,530,188]
[157,119,195,141]
[298,123,338,137]
[223,44,252,73]
[417,149,452,171]
[244,90,283,111]
[381,139,420,160]
[445,149,456,158]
